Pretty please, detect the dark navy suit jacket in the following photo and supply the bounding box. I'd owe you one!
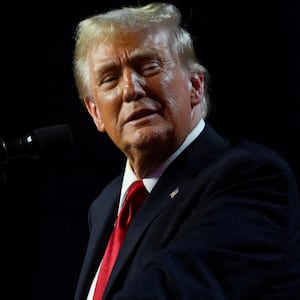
[75,123,300,299]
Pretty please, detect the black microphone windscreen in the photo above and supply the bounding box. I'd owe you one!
[32,124,74,158]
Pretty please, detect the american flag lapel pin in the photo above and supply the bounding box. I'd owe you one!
[169,187,179,199]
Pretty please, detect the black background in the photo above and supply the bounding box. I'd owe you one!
[1,0,299,299]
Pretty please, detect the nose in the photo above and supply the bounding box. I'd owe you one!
[122,69,146,102]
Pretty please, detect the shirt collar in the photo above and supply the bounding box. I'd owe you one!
[118,119,205,212]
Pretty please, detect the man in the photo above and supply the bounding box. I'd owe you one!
[72,2,300,299]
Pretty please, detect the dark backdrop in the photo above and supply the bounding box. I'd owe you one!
[1,0,299,299]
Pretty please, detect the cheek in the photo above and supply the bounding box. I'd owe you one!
[95,89,122,122]
[160,74,191,115]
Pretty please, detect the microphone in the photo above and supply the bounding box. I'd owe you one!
[0,124,74,163]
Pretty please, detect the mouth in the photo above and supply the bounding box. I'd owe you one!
[126,108,158,123]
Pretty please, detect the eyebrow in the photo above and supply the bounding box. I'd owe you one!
[94,48,160,76]
[129,48,159,60]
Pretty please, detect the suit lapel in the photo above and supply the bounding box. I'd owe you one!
[104,175,192,297]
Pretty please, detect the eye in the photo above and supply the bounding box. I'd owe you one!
[99,72,120,90]
[102,75,118,84]
[97,67,121,88]
[140,62,161,76]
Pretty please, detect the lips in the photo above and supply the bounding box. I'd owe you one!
[126,108,158,123]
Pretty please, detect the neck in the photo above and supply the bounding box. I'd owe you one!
[127,147,172,178]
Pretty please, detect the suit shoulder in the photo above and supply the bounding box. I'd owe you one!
[221,138,296,180]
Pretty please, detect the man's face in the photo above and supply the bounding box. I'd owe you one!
[84,28,202,161]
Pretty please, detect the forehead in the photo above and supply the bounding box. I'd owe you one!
[89,28,172,64]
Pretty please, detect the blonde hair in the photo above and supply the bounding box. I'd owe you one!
[73,2,210,117]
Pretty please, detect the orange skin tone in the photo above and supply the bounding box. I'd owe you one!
[84,28,204,178]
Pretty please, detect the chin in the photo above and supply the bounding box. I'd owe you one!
[134,129,171,149]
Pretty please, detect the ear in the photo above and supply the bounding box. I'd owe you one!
[83,97,106,132]
[190,72,204,108]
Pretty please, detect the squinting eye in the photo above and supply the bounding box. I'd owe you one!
[141,63,161,76]
[102,76,118,84]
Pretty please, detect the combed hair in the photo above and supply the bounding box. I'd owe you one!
[73,2,210,117]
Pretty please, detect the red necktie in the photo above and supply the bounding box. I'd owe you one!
[93,180,148,299]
